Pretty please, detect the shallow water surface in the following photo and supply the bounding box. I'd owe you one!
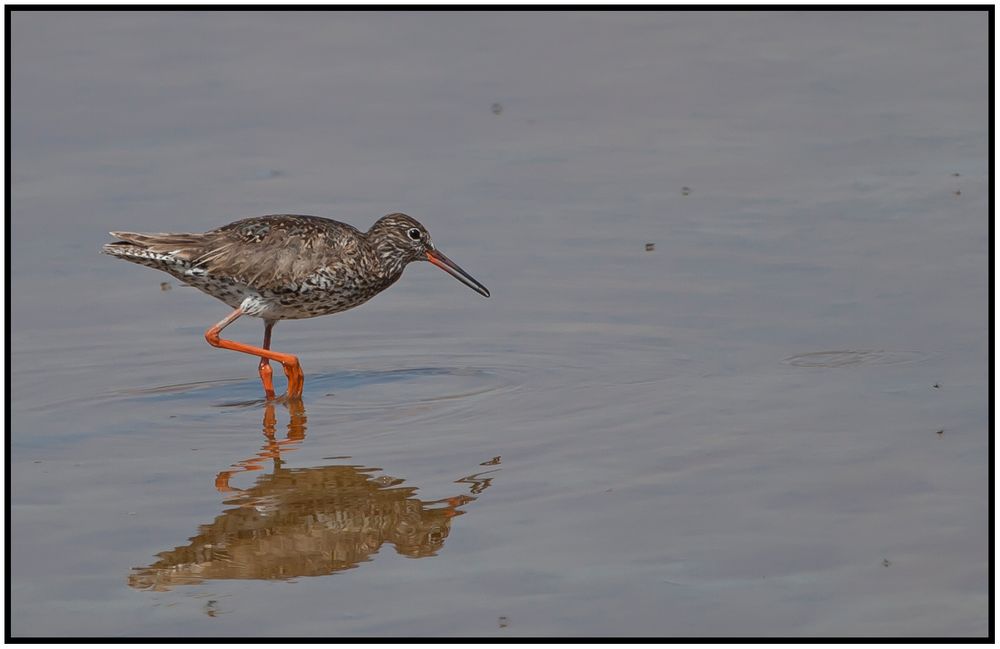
[9,11,990,637]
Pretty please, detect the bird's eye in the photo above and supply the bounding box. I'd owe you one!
[407,228,422,241]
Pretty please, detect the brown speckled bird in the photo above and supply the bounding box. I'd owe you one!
[103,213,490,399]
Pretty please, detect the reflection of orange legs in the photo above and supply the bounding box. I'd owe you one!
[284,397,307,440]
[204,308,304,398]
[215,400,308,492]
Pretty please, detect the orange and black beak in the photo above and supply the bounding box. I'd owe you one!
[426,249,490,297]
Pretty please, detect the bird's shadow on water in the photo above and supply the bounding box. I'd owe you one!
[128,398,502,592]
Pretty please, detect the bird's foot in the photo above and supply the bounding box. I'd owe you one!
[281,359,304,399]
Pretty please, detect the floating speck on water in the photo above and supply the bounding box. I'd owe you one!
[160,282,171,291]
[936,430,944,436]
[491,102,503,115]
[681,186,692,196]
[953,190,961,195]
[127,512,137,516]
[498,616,509,628]
[952,172,961,176]
[255,169,284,179]
[882,558,891,567]
[645,243,655,251]
[480,456,502,466]
[933,383,940,389]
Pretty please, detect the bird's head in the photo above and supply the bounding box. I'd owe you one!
[368,213,490,297]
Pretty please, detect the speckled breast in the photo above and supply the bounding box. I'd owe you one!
[251,270,403,320]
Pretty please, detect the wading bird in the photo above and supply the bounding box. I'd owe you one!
[104,213,489,399]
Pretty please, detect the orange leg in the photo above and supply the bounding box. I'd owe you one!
[258,320,276,400]
[204,308,305,399]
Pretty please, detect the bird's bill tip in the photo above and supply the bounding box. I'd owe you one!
[426,249,490,298]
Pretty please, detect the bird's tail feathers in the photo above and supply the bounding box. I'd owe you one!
[103,231,205,262]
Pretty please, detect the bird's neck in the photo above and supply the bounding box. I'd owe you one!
[371,241,409,279]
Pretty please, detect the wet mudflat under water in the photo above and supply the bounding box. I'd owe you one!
[9,11,989,637]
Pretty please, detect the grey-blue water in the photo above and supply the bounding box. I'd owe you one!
[9,10,990,637]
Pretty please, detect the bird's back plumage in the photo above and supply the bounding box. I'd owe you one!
[106,215,367,288]
[103,214,402,319]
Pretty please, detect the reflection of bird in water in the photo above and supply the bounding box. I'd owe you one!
[103,214,490,399]
[128,401,499,591]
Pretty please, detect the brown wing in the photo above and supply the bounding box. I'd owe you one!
[112,215,364,290]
